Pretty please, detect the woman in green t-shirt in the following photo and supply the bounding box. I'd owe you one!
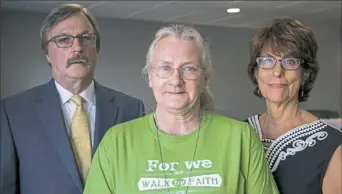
[84,24,279,194]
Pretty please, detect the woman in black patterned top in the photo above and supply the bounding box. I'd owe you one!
[245,18,341,194]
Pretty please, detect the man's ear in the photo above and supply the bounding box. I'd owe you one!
[46,54,51,63]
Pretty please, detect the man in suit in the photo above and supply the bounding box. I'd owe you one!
[0,4,144,194]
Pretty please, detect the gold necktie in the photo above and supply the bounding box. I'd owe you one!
[70,95,91,183]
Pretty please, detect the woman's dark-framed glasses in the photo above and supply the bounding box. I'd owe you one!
[47,33,96,48]
[256,56,302,70]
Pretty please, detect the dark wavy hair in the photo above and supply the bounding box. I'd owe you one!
[247,18,319,102]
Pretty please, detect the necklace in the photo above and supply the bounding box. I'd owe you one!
[154,114,201,194]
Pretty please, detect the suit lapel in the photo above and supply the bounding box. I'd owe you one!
[36,79,83,191]
[93,82,118,153]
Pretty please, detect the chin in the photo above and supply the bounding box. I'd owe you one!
[69,63,90,71]
[266,96,288,104]
[67,73,91,80]
[67,69,91,78]
[166,103,186,109]
[163,103,189,111]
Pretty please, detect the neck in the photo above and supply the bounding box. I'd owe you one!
[55,77,92,95]
[154,106,202,135]
[262,99,302,131]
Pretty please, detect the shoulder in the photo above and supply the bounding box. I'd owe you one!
[211,112,249,126]
[96,114,150,149]
[322,118,342,131]
[96,84,143,104]
[101,114,150,140]
[207,111,254,135]
[302,119,342,139]
[245,114,259,127]
[207,112,264,151]
[243,114,261,136]
[1,83,49,107]
[320,120,342,143]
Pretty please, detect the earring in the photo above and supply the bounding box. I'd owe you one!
[254,87,262,97]
[300,85,305,99]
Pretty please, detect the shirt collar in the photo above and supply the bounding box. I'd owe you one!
[55,80,95,106]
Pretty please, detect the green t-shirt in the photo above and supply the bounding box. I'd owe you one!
[84,111,279,194]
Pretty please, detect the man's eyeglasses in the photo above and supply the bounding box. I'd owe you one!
[151,64,203,80]
[256,56,302,70]
[47,33,96,48]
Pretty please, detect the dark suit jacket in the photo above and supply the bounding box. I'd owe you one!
[0,79,145,194]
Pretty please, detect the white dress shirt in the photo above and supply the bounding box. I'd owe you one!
[55,80,96,146]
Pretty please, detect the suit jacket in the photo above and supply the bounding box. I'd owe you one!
[0,79,145,194]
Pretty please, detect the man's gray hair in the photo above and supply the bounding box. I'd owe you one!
[40,3,100,54]
[142,24,214,110]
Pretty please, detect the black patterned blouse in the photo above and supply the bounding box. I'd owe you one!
[247,115,342,194]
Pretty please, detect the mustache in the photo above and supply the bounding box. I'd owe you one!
[67,55,88,67]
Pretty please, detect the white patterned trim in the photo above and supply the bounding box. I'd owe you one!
[247,115,329,172]
[271,131,328,172]
[266,121,326,170]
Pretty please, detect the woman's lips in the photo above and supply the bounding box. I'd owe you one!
[268,84,287,88]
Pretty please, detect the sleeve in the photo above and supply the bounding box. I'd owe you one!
[84,131,115,194]
[245,125,280,194]
[0,100,19,194]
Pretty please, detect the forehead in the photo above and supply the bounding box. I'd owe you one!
[260,43,298,59]
[152,36,199,65]
[47,13,93,38]
[260,45,281,57]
